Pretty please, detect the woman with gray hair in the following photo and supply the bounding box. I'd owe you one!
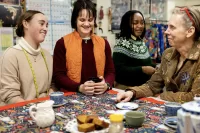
[116,6,200,102]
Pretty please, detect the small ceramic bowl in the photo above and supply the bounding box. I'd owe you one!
[50,92,64,105]
[164,102,181,116]
[125,111,145,127]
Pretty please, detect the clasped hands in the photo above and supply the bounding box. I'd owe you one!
[79,76,108,95]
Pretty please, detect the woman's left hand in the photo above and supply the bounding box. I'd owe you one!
[93,76,108,95]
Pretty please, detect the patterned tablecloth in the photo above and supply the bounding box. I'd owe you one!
[0,92,176,133]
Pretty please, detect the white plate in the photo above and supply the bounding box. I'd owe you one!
[53,99,67,107]
[116,102,139,110]
[164,117,177,129]
[64,118,109,133]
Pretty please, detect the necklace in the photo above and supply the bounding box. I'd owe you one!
[82,37,90,43]
[22,48,49,98]
[32,55,37,62]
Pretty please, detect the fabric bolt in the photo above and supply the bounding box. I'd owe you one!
[145,24,170,63]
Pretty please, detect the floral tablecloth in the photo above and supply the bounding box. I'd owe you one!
[0,92,175,133]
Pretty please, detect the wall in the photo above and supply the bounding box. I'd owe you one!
[96,0,115,52]
[96,0,200,52]
[167,0,200,20]
[175,0,200,6]
[166,0,176,20]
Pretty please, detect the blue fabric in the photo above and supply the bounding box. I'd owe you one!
[156,24,165,56]
[145,24,169,63]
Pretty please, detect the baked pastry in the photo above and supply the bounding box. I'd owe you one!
[77,115,98,124]
[92,118,109,130]
[78,123,95,132]
[86,115,99,123]
[76,115,109,132]
[77,115,88,124]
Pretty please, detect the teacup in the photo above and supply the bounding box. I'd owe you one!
[50,92,64,105]
[125,111,145,127]
[194,94,200,103]
[164,102,181,116]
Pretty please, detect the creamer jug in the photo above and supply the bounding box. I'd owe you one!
[29,100,55,128]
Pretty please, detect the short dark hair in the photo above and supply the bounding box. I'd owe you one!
[16,10,44,37]
[119,10,146,39]
[71,0,97,30]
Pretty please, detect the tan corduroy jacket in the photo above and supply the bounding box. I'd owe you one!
[130,43,200,102]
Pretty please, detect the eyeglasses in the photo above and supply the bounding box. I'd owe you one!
[180,7,195,25]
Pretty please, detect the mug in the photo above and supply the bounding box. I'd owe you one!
[49,92,64,105]
[164,102,181,116]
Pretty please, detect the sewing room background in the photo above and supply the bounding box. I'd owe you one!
[108,0,168,63]
[0,0,199,62]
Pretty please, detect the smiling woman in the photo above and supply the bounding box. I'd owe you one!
[116,6,200,103]
[0,10,55,105]
[53,0,115,96]
[113,10,156,89]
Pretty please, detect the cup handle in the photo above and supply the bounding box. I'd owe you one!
[29,105,37,121]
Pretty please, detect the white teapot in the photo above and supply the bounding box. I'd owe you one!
[29,100,55,128]
[177,99,200,133]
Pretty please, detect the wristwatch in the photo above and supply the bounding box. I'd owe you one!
[106,82,111,90]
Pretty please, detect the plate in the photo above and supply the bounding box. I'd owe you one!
[53,99,67,107]
[164,117,177,129]
[64,118,109,133]
[116,102,139,110]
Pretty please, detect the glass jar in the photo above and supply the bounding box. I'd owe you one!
[108,114,124,133]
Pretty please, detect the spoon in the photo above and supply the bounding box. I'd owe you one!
[55,113,69,119]
[167,120,177,125]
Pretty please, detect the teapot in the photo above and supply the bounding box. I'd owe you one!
[177,99,200,133]
[29,100,55,128]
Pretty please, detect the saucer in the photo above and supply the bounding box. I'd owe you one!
[53,99,67,107]
[164,117,177,129]
[116,102,139,110]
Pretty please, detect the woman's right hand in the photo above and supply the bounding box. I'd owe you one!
[142,66,155,75]
[78,81,95,95]
[116,91,134,102]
